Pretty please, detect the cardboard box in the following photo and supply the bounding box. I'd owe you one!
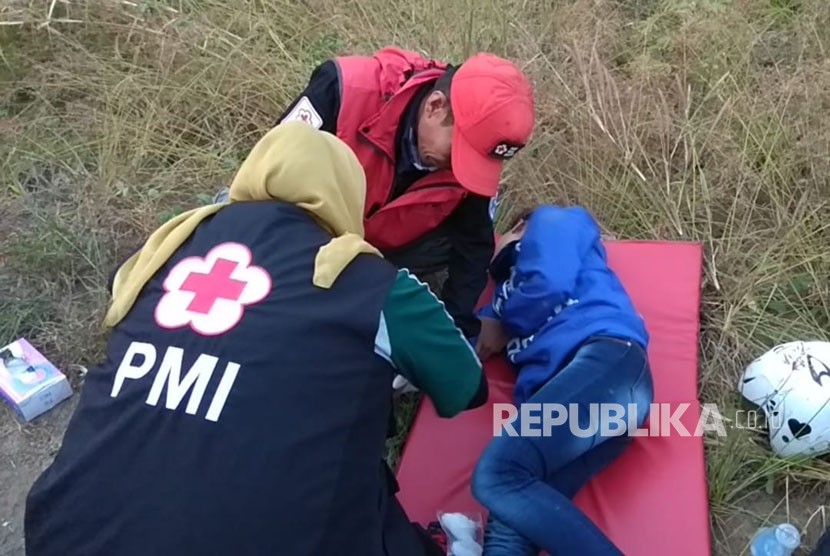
[0,338,73,421]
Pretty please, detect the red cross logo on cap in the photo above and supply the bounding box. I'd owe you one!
[491,142,522,160]
[155,242,271,336]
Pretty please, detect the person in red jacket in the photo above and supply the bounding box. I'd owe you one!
[216,47,535,340]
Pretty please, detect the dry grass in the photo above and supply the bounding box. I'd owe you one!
[2,0,830,553]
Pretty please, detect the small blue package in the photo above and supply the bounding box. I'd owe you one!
[0,338,73,421]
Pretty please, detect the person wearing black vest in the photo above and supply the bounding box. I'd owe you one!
[23,122,487,556]
[811,528,830,556]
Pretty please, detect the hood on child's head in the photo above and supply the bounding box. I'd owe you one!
[493,206,535,254]
[489,205,541,282]
[489,238,519,283]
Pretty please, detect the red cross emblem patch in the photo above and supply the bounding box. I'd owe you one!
[155,242,272,336]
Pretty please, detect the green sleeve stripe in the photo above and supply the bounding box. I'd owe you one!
[379,269,483,418]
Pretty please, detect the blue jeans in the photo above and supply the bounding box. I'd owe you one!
[471,337,654,556]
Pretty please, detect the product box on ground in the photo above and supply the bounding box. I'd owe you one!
[0,338,73,421]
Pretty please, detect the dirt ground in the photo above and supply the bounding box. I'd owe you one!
[0,395,78,556]
[718,493,829,555]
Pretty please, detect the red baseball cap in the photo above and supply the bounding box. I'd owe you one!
[449,53,535,197]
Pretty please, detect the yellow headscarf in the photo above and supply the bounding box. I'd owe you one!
[104,121,382,328]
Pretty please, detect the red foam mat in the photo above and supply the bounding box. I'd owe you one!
[395,241,710,556]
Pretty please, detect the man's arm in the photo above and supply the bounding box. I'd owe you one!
[276,60,341,133]
[440,194,495,340]
[375,269,487,418]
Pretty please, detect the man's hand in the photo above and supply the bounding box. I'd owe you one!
[475,317,509,361]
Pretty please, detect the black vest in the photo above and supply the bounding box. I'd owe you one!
[25,202,400,556]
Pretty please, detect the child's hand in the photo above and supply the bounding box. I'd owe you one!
[475,317,509,361]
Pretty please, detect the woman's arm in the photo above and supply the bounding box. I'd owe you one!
[376,269,487,417]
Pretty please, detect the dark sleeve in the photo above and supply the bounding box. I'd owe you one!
[440,194,495,339]
[276,60,341,134]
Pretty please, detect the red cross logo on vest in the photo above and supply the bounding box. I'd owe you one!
[155,242,272,336]
[180,259,247,314]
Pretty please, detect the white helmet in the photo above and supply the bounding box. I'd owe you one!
[739,341,830,458]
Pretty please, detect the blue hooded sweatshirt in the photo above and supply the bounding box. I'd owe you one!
[479,205,649,405]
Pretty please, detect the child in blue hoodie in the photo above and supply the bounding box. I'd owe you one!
[471,205,654,556]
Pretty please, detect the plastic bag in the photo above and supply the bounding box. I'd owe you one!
[437,511,484,556]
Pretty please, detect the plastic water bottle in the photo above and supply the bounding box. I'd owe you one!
[750,523,801,556]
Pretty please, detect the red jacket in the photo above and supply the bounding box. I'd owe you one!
[334,48,471,251]
[276,47,494,338]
